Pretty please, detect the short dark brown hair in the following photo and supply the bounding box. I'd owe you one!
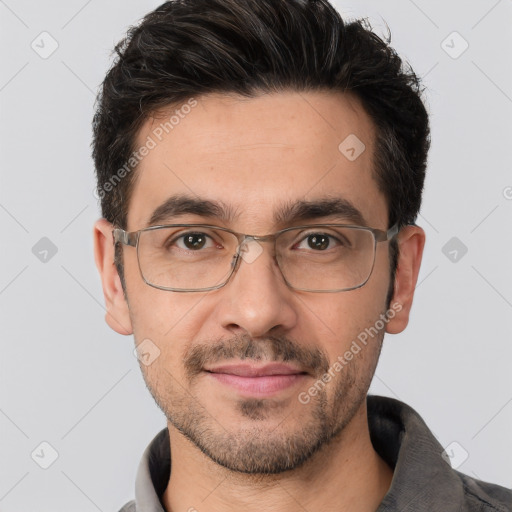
[92,0,431,301]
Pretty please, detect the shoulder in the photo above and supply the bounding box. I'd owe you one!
[458,472,512,512]
[367,395,511,512]
[118,499,136,512]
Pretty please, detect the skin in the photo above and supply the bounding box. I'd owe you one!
[94,90,425,512]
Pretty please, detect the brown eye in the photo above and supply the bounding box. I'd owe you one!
[182,233,207,250]
[307,234,330,250]
[172,232,214,251]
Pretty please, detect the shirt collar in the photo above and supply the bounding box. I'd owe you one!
[131,395,466,511]
[368,396,463,511]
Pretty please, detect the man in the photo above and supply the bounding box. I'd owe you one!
[92,0,512,510]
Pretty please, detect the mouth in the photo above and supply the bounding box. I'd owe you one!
[203,362,309,397]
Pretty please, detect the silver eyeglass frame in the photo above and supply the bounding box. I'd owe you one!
[113,222,399,293]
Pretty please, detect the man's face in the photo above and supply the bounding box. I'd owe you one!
[106,91,399,473]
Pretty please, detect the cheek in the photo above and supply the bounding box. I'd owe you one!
[126,280,212,369]
[129,294,197,394]
[297,282,389,363]
[123,250,198,339]
[122,253,216,377]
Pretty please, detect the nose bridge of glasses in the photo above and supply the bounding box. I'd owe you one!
[239,233,277,254]
[230,233,279,271]
[236,232,275,252]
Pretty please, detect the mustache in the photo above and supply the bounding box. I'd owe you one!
[183,333,330,379]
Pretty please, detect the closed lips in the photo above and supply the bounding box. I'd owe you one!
[204,363,307,377]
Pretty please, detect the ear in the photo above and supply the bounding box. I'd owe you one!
[93,218,133,335]
[385,225,425,334]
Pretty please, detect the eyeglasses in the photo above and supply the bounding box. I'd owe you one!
[113,223,399,293]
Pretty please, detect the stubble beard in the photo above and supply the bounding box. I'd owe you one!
[141,331,384,475]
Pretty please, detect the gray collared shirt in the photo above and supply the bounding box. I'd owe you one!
[119,395,512,511]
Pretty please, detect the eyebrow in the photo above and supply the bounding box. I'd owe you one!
[147,194,367,228]
[275,197,367,227]
[148,195,238,226]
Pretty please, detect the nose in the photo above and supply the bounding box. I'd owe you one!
[215,239,299,338]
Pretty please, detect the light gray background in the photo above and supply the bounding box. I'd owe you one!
[1,0,511,510]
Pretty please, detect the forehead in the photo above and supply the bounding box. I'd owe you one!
[128,90,387,231]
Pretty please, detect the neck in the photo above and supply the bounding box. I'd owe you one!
[161,401,393,512]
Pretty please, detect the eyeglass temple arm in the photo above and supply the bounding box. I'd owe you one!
[375,223,400,242]
[112,228,138,247]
